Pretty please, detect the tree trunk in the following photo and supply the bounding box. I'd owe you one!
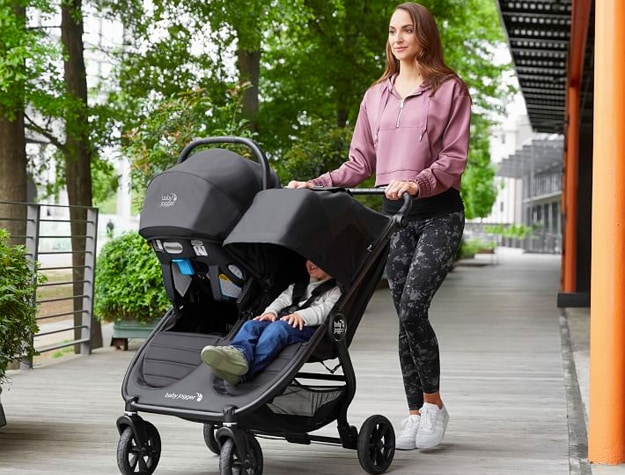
[0,112,27,245]
[235,30,260,132]
[61,0,102,350]
[0,3,27,245]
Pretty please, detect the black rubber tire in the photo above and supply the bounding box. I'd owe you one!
[219,436,263,475]
[247,436,263,474]
[202,423,220,455]
[357,415,395,475]
[116,422,162,475]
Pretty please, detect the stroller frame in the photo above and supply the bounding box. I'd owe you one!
[114,137,411,475]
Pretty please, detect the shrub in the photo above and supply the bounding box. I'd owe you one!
[94,232,169,324]
[0,229,41,383]
[277,120,381,211]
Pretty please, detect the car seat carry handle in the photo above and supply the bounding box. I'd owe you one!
[177,136,272,190]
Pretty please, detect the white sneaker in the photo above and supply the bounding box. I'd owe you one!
[395,415,421,450]
[416,403,449,449]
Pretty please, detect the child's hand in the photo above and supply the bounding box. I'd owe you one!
[281,312,305,330]
[254,313,277,322]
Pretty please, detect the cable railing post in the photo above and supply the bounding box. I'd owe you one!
[81,207,98,355]
[21,203,41,370]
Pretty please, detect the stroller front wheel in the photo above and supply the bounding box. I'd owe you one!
[202,423,220,455]
[219,435,263,475]
[117,422,161,475]
[357,415,395,474]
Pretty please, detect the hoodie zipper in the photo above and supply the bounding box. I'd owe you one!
[395,99,405,128]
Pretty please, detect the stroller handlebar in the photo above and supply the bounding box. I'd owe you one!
[177,136,272,190]
[346,187,412,225]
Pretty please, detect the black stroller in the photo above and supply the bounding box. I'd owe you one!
[115,137,411,475]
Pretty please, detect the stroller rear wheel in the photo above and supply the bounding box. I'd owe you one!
[203,423,220,455]
[219,435,263,475]
[117,422,161,475]
[357,415,395,474]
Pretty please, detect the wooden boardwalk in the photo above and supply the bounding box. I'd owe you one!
[0,250,575,475]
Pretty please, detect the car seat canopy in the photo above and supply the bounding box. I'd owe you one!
[139,148,276,242]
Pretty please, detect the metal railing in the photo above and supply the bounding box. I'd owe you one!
[465,222,562,255]
[0,201,98,368]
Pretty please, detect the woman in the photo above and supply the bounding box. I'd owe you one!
[288,2,471,450]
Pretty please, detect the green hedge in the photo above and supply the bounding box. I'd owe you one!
[94,232,169,324]
[0,230,41,383]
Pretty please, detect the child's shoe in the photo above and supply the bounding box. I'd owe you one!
[201,345,248,385]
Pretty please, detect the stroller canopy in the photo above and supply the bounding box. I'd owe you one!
[224,188,391,287]
[139,148,279,242]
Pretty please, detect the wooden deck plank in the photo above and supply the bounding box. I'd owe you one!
[0,250,570,475]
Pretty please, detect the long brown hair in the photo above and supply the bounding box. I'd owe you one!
[375,2,458,93]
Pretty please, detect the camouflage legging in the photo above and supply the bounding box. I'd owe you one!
[386,211,465,410]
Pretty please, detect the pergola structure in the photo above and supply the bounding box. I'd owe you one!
[496,138,564,178]
[497,0,593,307]
[495,0,625,466]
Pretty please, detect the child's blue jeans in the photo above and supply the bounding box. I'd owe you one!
[230,320,317,380]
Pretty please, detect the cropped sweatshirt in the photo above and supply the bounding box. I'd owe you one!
[311,74,471,199]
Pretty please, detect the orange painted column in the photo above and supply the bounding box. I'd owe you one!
[561,0,591,294]
[562,85,579,293]
[589,0,625,464]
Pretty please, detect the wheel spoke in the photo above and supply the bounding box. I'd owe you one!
[128,441,141,470]
[128,453,139,470]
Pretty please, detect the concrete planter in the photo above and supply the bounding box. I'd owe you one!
[110,318,161,351]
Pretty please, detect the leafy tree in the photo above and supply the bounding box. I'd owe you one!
[259,0,395,153]
[462,114,497,219]
[0,0,58,241]
[100,0,297,137]
[1,0,110,349]
[123,86,252,201]
[57,0,103,349]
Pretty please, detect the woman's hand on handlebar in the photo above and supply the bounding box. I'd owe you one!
[287,180,315,189]
[385,180,419,200]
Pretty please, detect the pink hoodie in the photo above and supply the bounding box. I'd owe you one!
[312,75,471,199]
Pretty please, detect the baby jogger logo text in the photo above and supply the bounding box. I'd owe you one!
[160,193,178,208]
[164,392,203,402]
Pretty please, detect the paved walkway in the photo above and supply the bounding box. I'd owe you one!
[0,248,596,474]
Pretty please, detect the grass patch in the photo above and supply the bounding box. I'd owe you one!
[52,344,74,359]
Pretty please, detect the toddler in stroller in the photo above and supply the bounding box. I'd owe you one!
[200,260,342,385]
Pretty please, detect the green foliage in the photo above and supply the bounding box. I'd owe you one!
[484,223,531,239]
[123,87,252,200]
[276,120,380,210]
[91,159,119,209]
[276,119,353,181]
[456,237,496,260]
[462,114,498,219]
[258,0,394,152]
[0,0,60,111]
[0,228,42,383]
[94,232,169,324]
